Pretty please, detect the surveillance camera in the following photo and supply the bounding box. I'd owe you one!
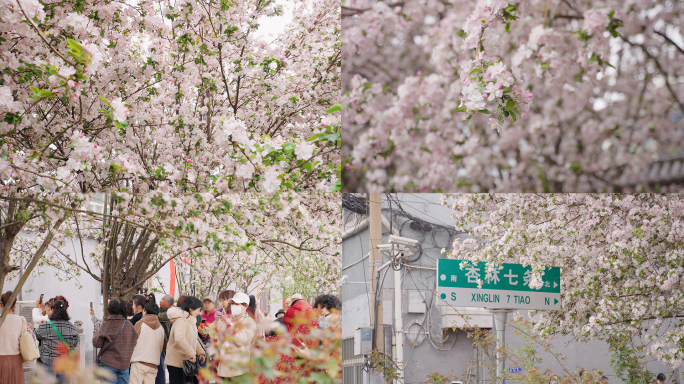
[388,235,419,247]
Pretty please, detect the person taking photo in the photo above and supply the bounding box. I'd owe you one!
[215,292,257,382]
[93,298,139,384]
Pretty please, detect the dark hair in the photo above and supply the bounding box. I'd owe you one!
[1,291,16,310]
[54,295,69,308]
[177,295,188,307]
[180,296,203,312]
[50,300,70,321]
[108,298,128,316]
[145,292,156,304]
[657,373,666,381]
[132,295,147,309]
[218,290,235,301]
[247,295,257,318]
[314,294,342,311]
[125,301,134,317]
[144,302,160,315]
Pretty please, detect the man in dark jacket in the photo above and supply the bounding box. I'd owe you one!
[155,294,174,384]
[93,298,139,383]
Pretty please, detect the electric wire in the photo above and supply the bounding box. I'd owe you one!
[342,193,464,367]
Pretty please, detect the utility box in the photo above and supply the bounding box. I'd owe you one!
[407,290,426,313]
[354,327,373,356]
[440,306,493,329]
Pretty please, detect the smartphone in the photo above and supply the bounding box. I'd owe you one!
[90,302,93,309]
[39,294,44,304]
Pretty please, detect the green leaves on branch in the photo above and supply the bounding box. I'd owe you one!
[325,104,341,113]
[606,10,623,38]
[29,87,55,99]
[66,38,83,59]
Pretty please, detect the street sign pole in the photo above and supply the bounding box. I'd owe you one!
[436,259,562,384]
[490,309,512,384]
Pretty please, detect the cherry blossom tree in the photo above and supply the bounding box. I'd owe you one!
[442,193,684,379]
[0,0,341,194]
[173,192,342,298]
[342,0,684,192]
[0,190,341,323]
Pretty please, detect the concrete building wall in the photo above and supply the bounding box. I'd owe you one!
[342,194,678,384]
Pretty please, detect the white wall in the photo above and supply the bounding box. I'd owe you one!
[5,233,102,363]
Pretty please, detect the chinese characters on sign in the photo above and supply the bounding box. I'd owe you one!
[437,259,561,311]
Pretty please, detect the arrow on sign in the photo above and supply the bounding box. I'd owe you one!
[554,298,559,305]
[553,282,558,288]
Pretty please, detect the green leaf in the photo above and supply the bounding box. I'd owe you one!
[455,107,467,113]
[3,112,21,125]
[479,109,493,114]
[469,68,481,74]
[325,104,341,113]
[320,133,341,142]
[67,39,83,55]
[303,162,313,172]
[510,111,517,122]
[282,142,295,151]
[608,10,615,19]
[307,134,322,142]
[505,23,511,32]
[99,95,110,105]
[506,100,516,110]
[329,180,341,192]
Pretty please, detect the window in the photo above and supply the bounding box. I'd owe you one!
[342,337,364,384]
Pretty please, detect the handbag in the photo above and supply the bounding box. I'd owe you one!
[182,357,200,376]
[96,319,125,365]
[19,317,40,362]
[182,334,207,376]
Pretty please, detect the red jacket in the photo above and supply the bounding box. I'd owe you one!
[283,299,319,346]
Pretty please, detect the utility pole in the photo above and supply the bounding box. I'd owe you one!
[491,309,512,384]
[369,193,384,353]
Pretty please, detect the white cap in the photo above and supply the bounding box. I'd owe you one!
[232,292,250,305]
[290,293,303,300]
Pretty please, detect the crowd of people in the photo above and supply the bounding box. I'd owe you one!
[0,289,341,384]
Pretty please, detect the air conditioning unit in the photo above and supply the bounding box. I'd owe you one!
[16,301,37,372]
[354,327,374,356]
[17,301,35,325]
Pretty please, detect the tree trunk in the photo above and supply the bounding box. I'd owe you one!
[0,199,23,298]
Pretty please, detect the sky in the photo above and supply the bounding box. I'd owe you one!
[254,0,294,41]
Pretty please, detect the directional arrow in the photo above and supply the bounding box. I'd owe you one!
[553,282,558,288]
[554,298,559,305]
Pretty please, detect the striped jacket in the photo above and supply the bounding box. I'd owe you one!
[34,320,79,366]
[92,315,139,370]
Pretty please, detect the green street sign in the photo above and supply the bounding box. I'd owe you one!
[437,259,561,310]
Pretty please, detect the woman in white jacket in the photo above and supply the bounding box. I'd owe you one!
[214,292,257,381]
[32,298,50,328]
[166,297,206,384]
